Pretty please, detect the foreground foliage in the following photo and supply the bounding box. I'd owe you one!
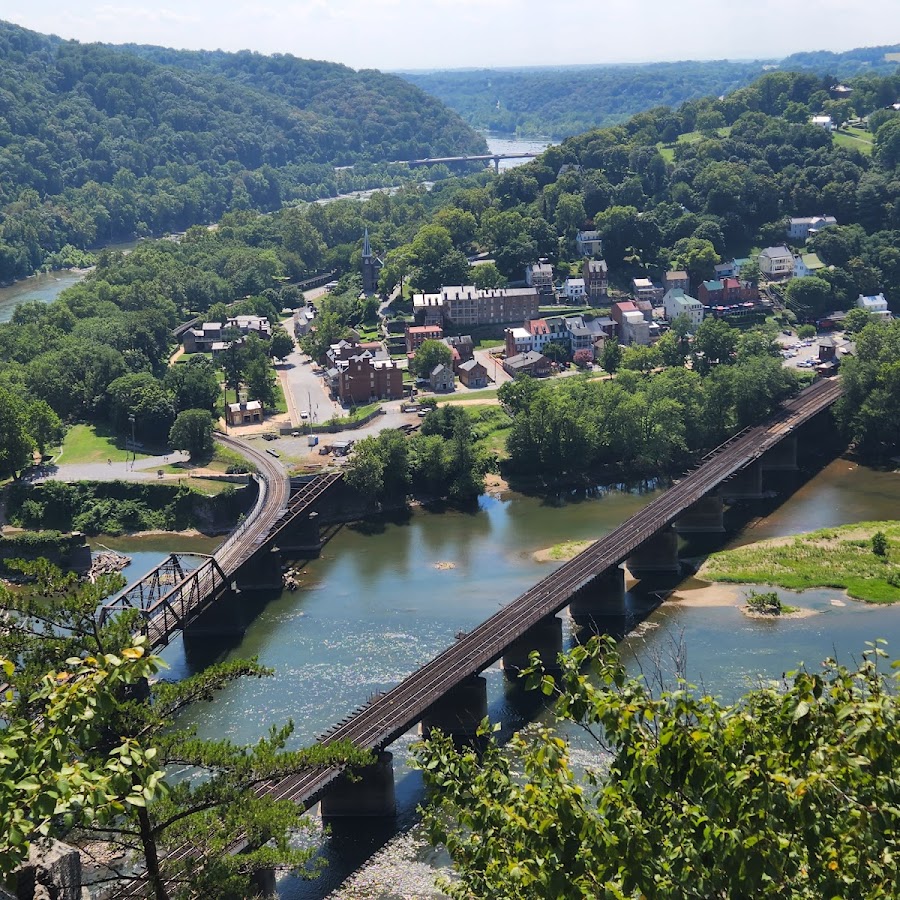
[0,564,369,898]
[416,636,900,899]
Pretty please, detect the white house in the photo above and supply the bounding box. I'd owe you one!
[663,288,704,329]
[621,310,650,346]
[856,293,892,320]
[788,215,837,241]
[525,262,554,293]
[810,115,834,130]
[793,253,827,279]
[564,277,586,302]
[758,245,794,278]
[576,230,603,257]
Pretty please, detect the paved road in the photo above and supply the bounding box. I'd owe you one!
[277,335,342,427]
[29,451,190,484]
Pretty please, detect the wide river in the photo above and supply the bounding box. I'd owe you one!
[103,449,900,899]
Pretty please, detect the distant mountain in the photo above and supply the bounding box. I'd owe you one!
[0,20,486,280]
[400,45,900,139]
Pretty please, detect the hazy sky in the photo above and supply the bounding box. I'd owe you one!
[3,0,897,71]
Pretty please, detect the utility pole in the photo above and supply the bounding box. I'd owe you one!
[128,414,136,470]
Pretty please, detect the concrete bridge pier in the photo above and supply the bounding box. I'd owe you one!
[761,435,798,472]
[719,461,767,501]
[234,547,284,592]
[626,526,680,578]
[182,588,247,640]
[273,513,321,555]
[502,615,563,679]
[567,566,627,617]
[421,675,488,746]
[673,495,726,534]
[320,752,396,819]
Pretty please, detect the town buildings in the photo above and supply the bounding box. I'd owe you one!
[611,301,650,345]
[503,351,551,378]
[575,230,603,257]
[793,252,827,279]
[361,228,383,294]
[332,352,403,404]
[226,400,263,427]
[758,245,794,278]
[663,289,704,330]
[406,324,443,354]
[856,293,892,321]
[564,277,586,302]
[632,277,664,304]
[429,364,455,393]
[458,359,488,389]
[582,259,609,301]
[525,262,554,298]
[664,270,690,294]
[788,215,837,241]
[413,285,540,327]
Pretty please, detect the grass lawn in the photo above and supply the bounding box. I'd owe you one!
[439,388,499,403]
[658,127,731,162]
[57,424,156,465]
[272,377,288,415]
[834,131,873,155]
[160,443,259,476]
[699,520,900,604]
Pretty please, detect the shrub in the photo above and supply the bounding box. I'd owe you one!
[746,589,782,615]
[872,531,889,557]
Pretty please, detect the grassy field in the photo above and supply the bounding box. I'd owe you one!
[467,404,513,458]
[834,129,873,155]
[658,127,732,162]
[439,388,500,403]
[57,424,156,465]
[699,520,900,604]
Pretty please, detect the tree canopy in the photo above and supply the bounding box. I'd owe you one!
[417,635,900,900]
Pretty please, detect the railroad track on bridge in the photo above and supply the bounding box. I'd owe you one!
[99,433,294,650]
[107,378,841,896]
[255,378,843,808]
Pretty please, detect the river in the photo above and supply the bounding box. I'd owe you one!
[99,449,900,898]
[484,133,553,170]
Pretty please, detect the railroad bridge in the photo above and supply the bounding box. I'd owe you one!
[99,439,343,652]
[107,379,841,896]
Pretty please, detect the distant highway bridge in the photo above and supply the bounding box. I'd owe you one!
[107,377,842,897]
[404,151,542,171]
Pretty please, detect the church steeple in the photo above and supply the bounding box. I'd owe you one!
[362,227,372,258]
[360,227,382,294]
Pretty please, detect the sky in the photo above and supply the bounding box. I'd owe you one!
[2,0,897,71]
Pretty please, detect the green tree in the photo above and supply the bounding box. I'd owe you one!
[470,262,507,290]
[842,306,875,335]
[269,327,295,362]
[0,565,370,899]
[163,357,220,414]
[106,373,176,443]
[168,409,215,460]
[872,530,889,557]
[621,343,661,374]
[797,324,816,339]
[0,386,36,478]
[25,399,63,456]
[417,637,900,900]
[0,644,165,876]
[409,225,471,293]
[412,339,454,378]
[601,337,622,374]
[692,317,737,373]
[784,276,834,319]
[672,237,719,285]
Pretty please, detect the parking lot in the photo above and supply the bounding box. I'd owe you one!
[775,329,838,370]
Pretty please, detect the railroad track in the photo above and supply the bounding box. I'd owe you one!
[107,379,841,896]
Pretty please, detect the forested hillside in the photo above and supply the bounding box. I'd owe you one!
[401,45,900,138]
[0,20,486,281]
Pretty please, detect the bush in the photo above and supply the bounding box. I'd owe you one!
[746,589,782,615]
[872,531,889,557]
[797,324,816,339]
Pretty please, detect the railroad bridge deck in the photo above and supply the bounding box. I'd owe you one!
[99,438,340,651]
[254,377,842,809]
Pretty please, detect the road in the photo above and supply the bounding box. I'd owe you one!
[28,451,190,484]
[276,328,343,428]
[475,346,511,385]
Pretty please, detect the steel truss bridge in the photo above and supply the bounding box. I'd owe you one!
[98,440,340,651]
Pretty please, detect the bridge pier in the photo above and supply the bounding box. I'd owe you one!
[502,615,563,679]
[673,495,726,534]
[719,461,768,501]
[761,435,798,472]
[421,675,488,747]
[235,547,284,592]
[567,566,626,617]
[272,513,321,555]
[626,526,680,578]
[320,752,396,819]
[182,588,246,640]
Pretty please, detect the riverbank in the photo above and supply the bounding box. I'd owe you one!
[697,520,900,604]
